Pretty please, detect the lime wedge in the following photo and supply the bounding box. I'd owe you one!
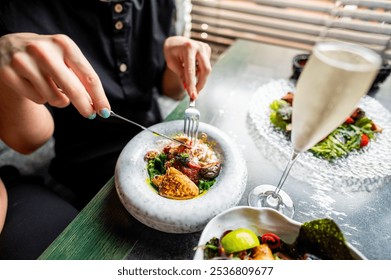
[221,228,260,254]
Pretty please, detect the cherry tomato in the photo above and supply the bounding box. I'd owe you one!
[360,134,369,147]
[261,233,281,249]
[345,117,354,124]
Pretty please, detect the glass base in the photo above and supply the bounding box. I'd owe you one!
[247,184,295,218]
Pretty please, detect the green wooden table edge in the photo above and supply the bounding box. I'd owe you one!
[164,96,188,122]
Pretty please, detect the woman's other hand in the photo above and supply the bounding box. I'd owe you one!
[163,36,212,100]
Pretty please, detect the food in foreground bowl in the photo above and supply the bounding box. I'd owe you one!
[145,133,222,200]
[202,219,355,260]
[269,92,382,160]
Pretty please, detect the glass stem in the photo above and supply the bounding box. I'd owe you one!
[272,151,301,198]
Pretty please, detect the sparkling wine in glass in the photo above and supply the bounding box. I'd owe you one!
[248,41,382,218]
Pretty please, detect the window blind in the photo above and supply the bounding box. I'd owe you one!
[189,0,391,63]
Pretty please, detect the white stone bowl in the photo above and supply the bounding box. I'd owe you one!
[115,120,248,233]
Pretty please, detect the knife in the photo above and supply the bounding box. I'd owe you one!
[110,111,191,148]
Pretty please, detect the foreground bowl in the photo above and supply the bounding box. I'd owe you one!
[193,206,366,259]
[115,120,247,233]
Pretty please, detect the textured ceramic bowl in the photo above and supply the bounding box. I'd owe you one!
[115,120,247,233]
[193,206,366,260]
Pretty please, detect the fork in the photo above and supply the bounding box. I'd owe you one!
[183,99,200,144]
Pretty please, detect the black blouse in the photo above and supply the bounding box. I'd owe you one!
[0,0,177,202]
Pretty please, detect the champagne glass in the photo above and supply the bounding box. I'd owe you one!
[248,41,382,218]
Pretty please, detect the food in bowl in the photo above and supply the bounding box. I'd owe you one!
[269,92,383,160]
[202,219,356,260]
[115,121,247,233]
[144,133,222,200]
[194,207,366,260]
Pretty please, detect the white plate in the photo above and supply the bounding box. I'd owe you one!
[115,120,247,233]
[193,206,366,260]
[247,79,391,192]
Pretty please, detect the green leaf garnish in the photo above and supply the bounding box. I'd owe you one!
[147,153,167,181]
[198,179,216,193]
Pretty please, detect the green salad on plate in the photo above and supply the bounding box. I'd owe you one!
[269,92,383,160]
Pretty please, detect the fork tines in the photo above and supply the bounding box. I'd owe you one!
[184,100,200,145]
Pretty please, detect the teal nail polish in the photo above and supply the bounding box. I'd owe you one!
[100,108,110,119]
[87,113,96,120]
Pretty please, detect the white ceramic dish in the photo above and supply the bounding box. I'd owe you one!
[115,120,247,233]
[193,206,366,260]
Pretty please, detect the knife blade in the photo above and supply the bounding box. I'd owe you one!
[110,111,191,148]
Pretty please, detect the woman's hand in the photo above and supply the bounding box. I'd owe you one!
[163,36,212,100]
[0,33,110,118]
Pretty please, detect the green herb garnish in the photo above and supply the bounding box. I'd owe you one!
[147,153,167,181]
[269,100,292,131]
[198,179,216,193]
[309,118,375,160]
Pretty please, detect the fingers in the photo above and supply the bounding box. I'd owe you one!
[47,79,71,108]
[39,57,96,118]
[0,33,110,119]
[7,50,71,108]
[194,43,212,95]
[28,35,108,118]
[0,65,45,104]
[53,35,110,116]
[182,41,198,100]
[164,36,212,101]
[182,40,212,100]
